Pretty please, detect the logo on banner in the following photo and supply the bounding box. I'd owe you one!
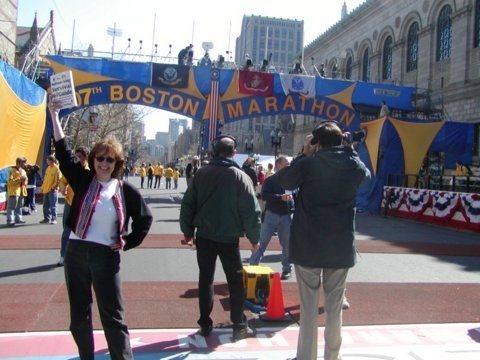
[238,70,273,96]
[279,73,316,98]
[151,64,189,88]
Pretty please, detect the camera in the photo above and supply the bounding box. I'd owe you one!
[343,130,365,144]
[311,120,366,146]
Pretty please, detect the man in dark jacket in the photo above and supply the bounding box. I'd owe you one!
[278,121,370,360]
[180,135,261,341]
[249,155,293,279]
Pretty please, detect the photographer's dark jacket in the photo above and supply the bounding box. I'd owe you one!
[278,146,370,268]
[180,157,261,244]
[54,139,152,250]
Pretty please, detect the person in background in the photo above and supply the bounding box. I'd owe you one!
[154,162,163,189]
[147,163,154,189]
[139,162,146,189]
[178,44,193,65]
[185,163,194,188]
[6,157,28,226]
[249,155,293,280]
[418,163,429,188]
[123,164,130,182]
[379,100,390,117]
[257,165,266,187]
[186,156,200,188]
[173,167,180,189]
[242,157,258,190]
[49,99,153,360]
[278,122,370,360]
[57,146,89,267]
[164,164,173,189]
[180,135,261,341]
[40,154,61,225]
[24,162,40,214]
[265,163,274,178]
[455,160,469,176]
[256,164,267,214]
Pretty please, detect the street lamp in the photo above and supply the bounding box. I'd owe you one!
[270,128,283,158]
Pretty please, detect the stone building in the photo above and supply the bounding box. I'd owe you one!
[0,0,17,64]
[225,15,304,156]
[299,0,480,161]
[15,10,56,84]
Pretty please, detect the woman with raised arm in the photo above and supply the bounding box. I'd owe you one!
[49,99,153,360]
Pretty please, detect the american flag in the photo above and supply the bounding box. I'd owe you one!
[208,69,220,141]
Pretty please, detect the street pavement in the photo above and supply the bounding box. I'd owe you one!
[0,175,479,359]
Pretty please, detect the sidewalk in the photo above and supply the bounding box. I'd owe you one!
[0,176,479,359]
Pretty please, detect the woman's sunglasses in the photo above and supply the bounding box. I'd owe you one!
[95,156,115,164]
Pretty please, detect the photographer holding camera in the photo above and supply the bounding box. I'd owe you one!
[277,121,370,360]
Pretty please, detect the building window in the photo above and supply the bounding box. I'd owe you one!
[436,5,452,61]
[406,22,419,72]
[382,36,393,80]
[345,56,353,79]
[475,0,480,47]
[362,48,370,81]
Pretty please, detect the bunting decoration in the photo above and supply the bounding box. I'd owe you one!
[382,186,404,211]
[405,189,431,216]
[431,191,459,221]
[382,186,480,232]
[459,193,480,227]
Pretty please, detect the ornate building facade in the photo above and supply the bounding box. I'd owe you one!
[300,0,480,161]
[0,0,17,64]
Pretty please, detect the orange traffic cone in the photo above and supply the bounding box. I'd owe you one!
[260,272,291,322]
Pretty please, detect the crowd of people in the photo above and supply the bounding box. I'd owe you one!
[131,162,181,190]
[6,104,371,359]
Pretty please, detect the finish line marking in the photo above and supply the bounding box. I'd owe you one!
[0,323,479,360]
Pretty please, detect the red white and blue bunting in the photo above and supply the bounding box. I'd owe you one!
[459,193,480,225]
[430,191,459,221]
[405,189,431,215]
[382,186,480,232]
[382,187,404,210]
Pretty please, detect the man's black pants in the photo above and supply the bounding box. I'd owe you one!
[195,236,247,329]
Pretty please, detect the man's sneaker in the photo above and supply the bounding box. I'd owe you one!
[56,257,64,267]
[15,219,26,224]
[7,222,15,227]
[232,324,256,341]
[50,220,57,225]
[39,219,50,224]
[342,297,350,310]
[199,325,212,337]
[281,271,291,280]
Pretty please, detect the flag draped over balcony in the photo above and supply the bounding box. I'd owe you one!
[208,69,220,142]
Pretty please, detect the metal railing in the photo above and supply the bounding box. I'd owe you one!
[386,173,480,193]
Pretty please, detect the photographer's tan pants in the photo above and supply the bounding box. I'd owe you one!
[295,265,348,360]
